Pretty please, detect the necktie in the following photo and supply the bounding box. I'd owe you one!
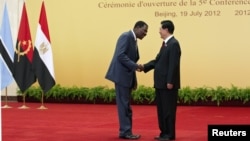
[162,41,165,48]
[136,40,138,49]
[135,40,138,59]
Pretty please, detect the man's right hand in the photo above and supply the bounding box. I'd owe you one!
[136,64,144,72]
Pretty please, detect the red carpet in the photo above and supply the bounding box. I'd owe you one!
[2,102,250,141]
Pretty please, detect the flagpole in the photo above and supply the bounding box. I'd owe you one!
[18,91,29,109]
[1,87,12,108]
[37,91,47,109]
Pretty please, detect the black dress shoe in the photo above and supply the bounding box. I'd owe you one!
[154,136,160,140]
[158,137,171,141]
[119,134,141,140]
[154,136,174,141]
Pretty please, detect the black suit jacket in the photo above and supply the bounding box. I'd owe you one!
[144,37,181,89]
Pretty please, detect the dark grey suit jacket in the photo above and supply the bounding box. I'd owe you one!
[144,37,181,89]
[105,30,139,88]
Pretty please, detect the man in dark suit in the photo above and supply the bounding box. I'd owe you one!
[105,21,148,140]
[143,20,181,141]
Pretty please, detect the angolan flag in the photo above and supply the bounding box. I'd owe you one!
[33,1,55,93]
[13,2,36,93]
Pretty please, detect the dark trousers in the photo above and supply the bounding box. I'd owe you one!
[115,84,133,136]
[155,89,178,139]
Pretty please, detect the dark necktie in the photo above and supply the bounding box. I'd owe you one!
[135,40,139,59]
[136,40,138,49]
[162,41,165,48]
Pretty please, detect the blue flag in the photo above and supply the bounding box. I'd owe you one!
[0,3,14,90]
[0,55,12,90]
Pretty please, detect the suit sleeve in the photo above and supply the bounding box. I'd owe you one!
[143,60,155,73]
[167,42,181,83]
[143,52,162,73]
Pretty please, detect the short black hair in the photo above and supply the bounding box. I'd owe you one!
[134,21,148,29]
[161,20,174,34]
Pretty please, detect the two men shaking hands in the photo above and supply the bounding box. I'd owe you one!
[136,64,144,72]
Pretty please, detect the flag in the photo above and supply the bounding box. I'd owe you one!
[0,3,14,90]
[33,1,55,93]
[13,2,36,93]
[0,55,13,90]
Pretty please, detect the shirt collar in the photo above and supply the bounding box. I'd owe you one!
[131,30,137,41]
[164,35,174,44]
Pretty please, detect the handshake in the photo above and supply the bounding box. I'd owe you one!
[136,64,144,72]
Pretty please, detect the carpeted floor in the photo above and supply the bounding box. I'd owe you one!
[1,102,250,141]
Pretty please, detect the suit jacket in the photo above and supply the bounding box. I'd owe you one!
[144,37,181,89]
[105,30,139,88]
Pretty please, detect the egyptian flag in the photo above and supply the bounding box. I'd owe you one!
[0,3,15,90]
[33,1,55,93]
[13,2,36,93]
